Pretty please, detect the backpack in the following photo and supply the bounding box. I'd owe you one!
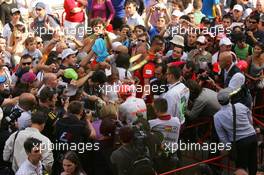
[47,14,61,26]
[122,146,155,175]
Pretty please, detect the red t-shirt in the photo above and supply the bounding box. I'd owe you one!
[134,62,155,102]
[64,0,85,22]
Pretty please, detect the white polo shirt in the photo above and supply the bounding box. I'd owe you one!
[126,12,145,28]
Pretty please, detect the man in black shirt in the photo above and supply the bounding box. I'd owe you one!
[54,101,96,174]
[37,86,58,141]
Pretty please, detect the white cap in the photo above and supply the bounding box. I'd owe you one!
[61,48,78,60]
[172,10,184,17]
[11,8,20,14]
[219,37,232,46]
[170,35,184,47]
[197,36,207,44]
[228,72,245,91]
[233,4,243,12]
[112,42,122,51]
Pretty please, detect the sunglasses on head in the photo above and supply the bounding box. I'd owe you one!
[112,50,121,54]
[22,62,32,66]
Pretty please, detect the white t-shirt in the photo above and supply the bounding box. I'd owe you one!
[149,115,181,153]
[119,96,147,125]
[162,82,190,124]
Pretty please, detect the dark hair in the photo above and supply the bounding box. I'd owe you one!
[154,98,168,114]
[233,32,246,43]
[67,101,83,115]
[100,118,116,137]
[155,63,167,75]
[24,137,42,154]
[63,151,85,175]
[120,24,131,31]
[185,61,197,71]
[115,53,130,69]
[119,127,134,143]
[249,12,260,23]
[31,111,47,125]
[180,15,191,22]
[255,42,264,52]
[91,70,107,84]
[134,25,147,33]
[21,54,33,61]
[185,80,202,100]
[167,66,181,80]
[125,0,137,7]
[90,17,105,28]
[38,87,56,103]
[222,14,233,23]
[151,35,164,46]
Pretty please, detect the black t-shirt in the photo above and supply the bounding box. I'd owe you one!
[36,105,58,141]
[55,113,91,145]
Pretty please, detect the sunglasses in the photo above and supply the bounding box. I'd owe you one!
[37,41,43,44]
[198,42,206,45]
[36,8,42,11]
[112,50,121,54]
[22,62,32,66]
[138,39,146,42]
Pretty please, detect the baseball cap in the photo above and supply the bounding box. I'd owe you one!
[217,88,233,105]
[21,72,37,84]
[228,72,245,91]
[64,68,78,80]
[233,4,243,12]
[197,36,207,44]
[61,48,78,60]
[170,35,184,47]
[219,37,232,46]
[0,76,7,84]
[11,8,20,15]
[35,2,46,9]
[172,10,184,17]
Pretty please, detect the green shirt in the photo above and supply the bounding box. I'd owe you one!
[234,44,253,60]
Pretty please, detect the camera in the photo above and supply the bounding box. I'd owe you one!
[5,107,23,124]
[199,74,209,81]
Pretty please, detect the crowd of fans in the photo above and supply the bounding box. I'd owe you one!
[0,0,264,174]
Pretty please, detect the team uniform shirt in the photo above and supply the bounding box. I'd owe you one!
[149,115,181,153]
[162,81,190,124]
[119,96,147,125]
[133,60,155,101]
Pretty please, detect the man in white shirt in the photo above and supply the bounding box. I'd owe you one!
[3,110,54,173]
[125,0,145,29]
[118,84,147,125]
[162,66,190,124]
[16,137,44,175]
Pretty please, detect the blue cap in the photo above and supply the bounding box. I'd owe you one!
[0,76,7,84]
[35,2,46,9]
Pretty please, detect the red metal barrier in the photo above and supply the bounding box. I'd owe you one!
[159,155,226,175]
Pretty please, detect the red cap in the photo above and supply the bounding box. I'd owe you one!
[236,60,248,72]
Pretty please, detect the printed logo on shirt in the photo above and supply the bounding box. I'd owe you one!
[145,69,153,75]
